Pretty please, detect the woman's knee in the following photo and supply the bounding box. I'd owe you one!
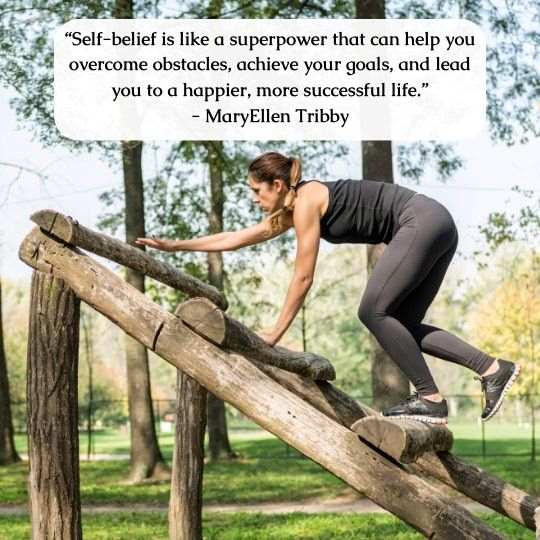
[358,299,382,329]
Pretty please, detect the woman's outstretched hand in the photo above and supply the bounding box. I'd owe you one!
[135,237,176,252]
[258,330,279,347]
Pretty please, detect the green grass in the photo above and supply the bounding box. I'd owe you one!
[12,419,539,458]
[13,428,273,456]
[0,437,345,506]
[0,511,535,540]
[1,434,539,507]
[2,432,538,539]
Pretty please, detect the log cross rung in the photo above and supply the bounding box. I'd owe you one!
[351,416,453,464]
[175,297,336,381]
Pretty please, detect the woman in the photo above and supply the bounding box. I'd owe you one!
[136,151,520,425]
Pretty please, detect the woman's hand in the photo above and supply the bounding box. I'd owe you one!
[135,237,176,252]
[258,330,279,347]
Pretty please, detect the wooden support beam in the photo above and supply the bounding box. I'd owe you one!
[175,297,335,381]
[169,372,206,540]
[350,416,453,464]
[27,271,82,540]
[175,299,538,531]
[19,227,504,540]
[30,209,228,310]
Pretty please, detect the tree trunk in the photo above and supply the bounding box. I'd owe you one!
[27,271,82,539]
[168,371,207,540]
[121,139,168,482]
[0,277,20,465]
[355,0,411,409]
[205,141,236,461]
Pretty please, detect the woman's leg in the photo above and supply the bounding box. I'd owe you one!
[394,233,496,377]
[358,196,458,396]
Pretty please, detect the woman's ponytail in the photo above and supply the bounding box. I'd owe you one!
[267,157,302,234]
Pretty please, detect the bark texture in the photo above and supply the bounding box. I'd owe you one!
[120,140,168,482]
[175,297,335,380]
[18,228,514,540]
[0,277,20,465]
[351,416,453,464]
[254,362,540,532]
[27,270,82,540]
[30,209,227,310]
[205,140,235,462]
[168,371,207,540]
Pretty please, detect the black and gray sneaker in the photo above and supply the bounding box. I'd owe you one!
[475,359,521,422]
[382,393,448,425]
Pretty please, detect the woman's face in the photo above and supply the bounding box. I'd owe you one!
[248,176,287,213]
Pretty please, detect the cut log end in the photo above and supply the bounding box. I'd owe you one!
[31,209,76,244]
[351,416,453,464]
[18,227,53,274]
[175,297,226,345]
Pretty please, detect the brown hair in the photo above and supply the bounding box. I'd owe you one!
[248,152,302,234]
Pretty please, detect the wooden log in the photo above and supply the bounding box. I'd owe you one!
[169,371,207,540]
[248,362,540,532]
[30,209,228,310]
[350,416,453,464]
[175,297,335,381]
[27,270,82,540]
[19,227,505,540]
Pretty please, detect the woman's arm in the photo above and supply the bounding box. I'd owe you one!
[136,218,292,252]
[264,196,320,345]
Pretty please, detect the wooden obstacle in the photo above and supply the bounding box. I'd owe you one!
[30,209,228,310]
[350,416,453,464]
[175,297,335,380]
[18,211,540,539]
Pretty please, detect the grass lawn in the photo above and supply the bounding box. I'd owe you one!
[2,432,539,507]
[12,420,539,458]
[0,511,535,539]
[1,430,538,539]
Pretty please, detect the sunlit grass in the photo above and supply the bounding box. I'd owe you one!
[0,511,535,540]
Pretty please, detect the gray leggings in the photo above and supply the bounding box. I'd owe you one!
[358,193,495,396]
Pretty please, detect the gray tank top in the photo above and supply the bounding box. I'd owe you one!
[297,179,417,245]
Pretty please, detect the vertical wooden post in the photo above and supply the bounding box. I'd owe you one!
[168,371,207,540]
[27,271,82,540]
[0,276,20,465]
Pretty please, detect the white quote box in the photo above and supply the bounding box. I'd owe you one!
[54,18,486,141]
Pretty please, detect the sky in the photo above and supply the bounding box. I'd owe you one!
[1,84,539,284]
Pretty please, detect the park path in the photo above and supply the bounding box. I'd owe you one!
[0,497,492,517]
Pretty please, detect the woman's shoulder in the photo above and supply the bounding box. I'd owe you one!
[293,179,330,223]
[296,178,328,198]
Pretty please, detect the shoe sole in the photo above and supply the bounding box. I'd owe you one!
[382,414,448,425]
[481,363,521,422]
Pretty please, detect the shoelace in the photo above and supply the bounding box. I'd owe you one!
[405,392,420,402]
[474,374,486,388]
